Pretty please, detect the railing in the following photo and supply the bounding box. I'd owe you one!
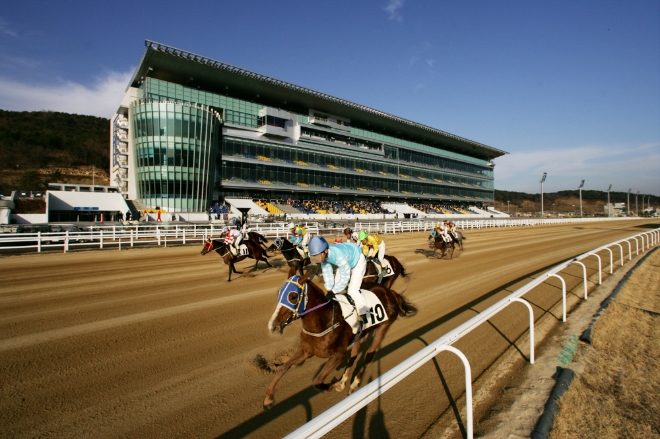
[284,228,660,439]
[0,217,645,253]
[0,223,319,253]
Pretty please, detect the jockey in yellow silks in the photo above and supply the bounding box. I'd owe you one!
[358,231,386,268]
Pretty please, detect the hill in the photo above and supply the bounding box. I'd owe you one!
[0,110,110,192]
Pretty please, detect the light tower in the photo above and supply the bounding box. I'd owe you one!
[627,188,631,216]
[540,172,547,217]
[579,180,585,218]
[636,191,639,216]
[607,184,612,217]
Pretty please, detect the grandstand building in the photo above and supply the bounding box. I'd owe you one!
[111,40,507,212]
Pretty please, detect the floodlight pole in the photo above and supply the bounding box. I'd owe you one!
[627,188,631,216]
[607,184,612,217]
[578,180,585,218]
[540,172,547,217]
[636,191,639,216]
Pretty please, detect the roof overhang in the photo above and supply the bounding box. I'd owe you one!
[129,40,508,162]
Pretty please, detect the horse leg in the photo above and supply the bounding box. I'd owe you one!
[264,347,312,409]
[349,322,392,394]
[312,351,346,391]
[227,263,233,282]
[331,337,363,392]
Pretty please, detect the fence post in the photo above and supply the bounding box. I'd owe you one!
[131,229,134,247]
[38,231,42,253]
[100,230,104,249]
[65,231,69,253]
[157,227,161,246]
[119,237,122,251]
[183,229,186,245]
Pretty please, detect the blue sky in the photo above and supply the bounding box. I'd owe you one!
[0,0,658,196]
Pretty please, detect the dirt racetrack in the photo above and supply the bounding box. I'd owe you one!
[1,219,658,439]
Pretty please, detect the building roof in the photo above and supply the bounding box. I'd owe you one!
[128,40,508,161]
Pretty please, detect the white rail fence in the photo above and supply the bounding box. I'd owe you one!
[284,228,660,439]
[0,217,639,253]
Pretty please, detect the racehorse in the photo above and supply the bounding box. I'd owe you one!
[201,239,272,282]
[450,230,466,251]
[429,235,454,259]
[267,237,310,277]
[246,231,270,253]
[363,255,407,289]
[264,269,416,409]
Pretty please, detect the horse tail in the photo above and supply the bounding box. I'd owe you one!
[398,259,407,278]
[258,233,269,244]
[390,290,417,317]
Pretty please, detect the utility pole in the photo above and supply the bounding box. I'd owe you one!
[540,172,547,217]
[607,184,612,217]
[627,188,631,216]
[636,191,639,216]
[579,180,585,218]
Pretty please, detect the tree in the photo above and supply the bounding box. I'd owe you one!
[19,171,45,190]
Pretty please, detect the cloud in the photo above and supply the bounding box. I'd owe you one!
[426,59,435,68]
[0,69,133,118]
[384,0,404,22]
[0,18,18,37]
[494,143,660,195]
[0,53,39,68]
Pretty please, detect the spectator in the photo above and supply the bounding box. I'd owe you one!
[156,206,162,222]
[125,210,132,222]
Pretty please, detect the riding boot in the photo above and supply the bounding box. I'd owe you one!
[348,317,365,347]
[374,259,384,284]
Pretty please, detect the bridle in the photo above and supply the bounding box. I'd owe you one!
[278,277,340,337]
[274,238,307,262]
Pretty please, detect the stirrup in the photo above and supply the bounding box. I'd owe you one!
[348,318,365,347]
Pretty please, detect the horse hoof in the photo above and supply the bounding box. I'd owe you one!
[263,398,273,410]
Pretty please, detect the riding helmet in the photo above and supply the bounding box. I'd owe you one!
[308,236,329,255]
[358,231,369,241]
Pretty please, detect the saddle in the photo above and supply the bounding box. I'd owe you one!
[368,258,393,283]
[230,244,250,256]
[333,291,389,334]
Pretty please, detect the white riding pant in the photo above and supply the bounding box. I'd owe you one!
[341,254,368,315]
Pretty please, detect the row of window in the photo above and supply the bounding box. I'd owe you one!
[222,137,492,188]
[221,162,490,199]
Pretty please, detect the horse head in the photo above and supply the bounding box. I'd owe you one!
[267,269,315,336]
[201,239,215,255]
[267,237,284,253]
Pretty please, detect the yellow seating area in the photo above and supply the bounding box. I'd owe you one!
[357,187,367,191]
[327,164,338,169]
[257,155,270,161]
[417,176,427,180]
[258,179,272,184]
[296,182,309,187]
[399,174,409,179]
[294,160,308,166]
[434,178,443,183]
[354,168,367,173]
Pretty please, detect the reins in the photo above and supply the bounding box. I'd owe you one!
[281,280,341,337]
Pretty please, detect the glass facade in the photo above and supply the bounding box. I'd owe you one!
[131,101,221,211]
[128,77,495,207]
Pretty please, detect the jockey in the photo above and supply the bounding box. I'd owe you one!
[289,222,310,255]
[445,220,457,239]
[358,231,386,269]
[222,226,243,255]
[343,227,361,246]
[436,222,452,244]
[308,236,367,333]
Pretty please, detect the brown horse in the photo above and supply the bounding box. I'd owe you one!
[246,231,270,253]
[201,239,272,281]
[428,234,454,259]
[264,269,417,409]
[266,236,311,277]
[363,255,407,289]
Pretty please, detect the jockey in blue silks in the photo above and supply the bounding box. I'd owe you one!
[308,236,367,333]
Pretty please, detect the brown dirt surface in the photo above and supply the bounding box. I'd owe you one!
[0,219,658,438]
[549,247,660,439]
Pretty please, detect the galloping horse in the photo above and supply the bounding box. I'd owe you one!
[450,230,466,251]
[246,231,270,254]
[264,269,417,409]
[429,235,455,259]
[363,255,407,289]
[201,239,271,281]
[267,237,310,277]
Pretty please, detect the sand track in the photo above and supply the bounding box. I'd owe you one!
[1,219,657,438]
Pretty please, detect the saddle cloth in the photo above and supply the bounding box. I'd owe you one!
[333,290,390,334]
[370,259,394,278]
[231,244,250,256]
